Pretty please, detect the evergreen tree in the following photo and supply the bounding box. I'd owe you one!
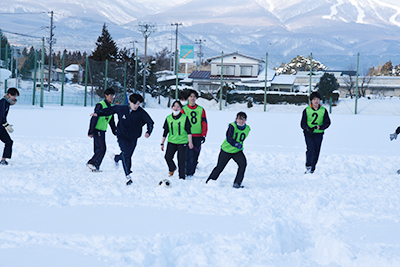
[316,73,339,103]
[0,30,11,68]
[20,46,36,78]
[90,23,118,62]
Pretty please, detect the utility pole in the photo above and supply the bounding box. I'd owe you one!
[169,37,174,71]
[355,52,360,115]
[129,40,138,52]
[138,22,156,107]
[135,48,138,93]
[195,39,205,70]
[47,11,55,90]
[308,53,313,105]
[172,22,182,100]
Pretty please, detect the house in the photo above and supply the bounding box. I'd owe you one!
[188,70,211,92]
[207,52,264,79]
[188,52,265,94]
[65,64,83,83]
[156,70,184,87]
[31,65,63,82]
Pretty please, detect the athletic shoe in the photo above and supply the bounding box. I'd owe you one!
[0,160,8,165]
[168,167,177,177]
[111,154,119,169]
[233,183,244,189]
[126,175,132,185]
[304,166,312,174]
[86,163,96,171]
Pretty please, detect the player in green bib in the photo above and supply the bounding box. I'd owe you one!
[206,112,250,188]
[181,89,208,177]
[161,101,193,179]
[300,91,331,174]
[87,88,117,172]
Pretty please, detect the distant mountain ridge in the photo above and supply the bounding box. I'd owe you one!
[2,0,400,69]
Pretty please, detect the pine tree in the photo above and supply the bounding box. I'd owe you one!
[316,73,339,103]
[19,46,36,78]
[0,29,11,68]
[90,23,118,62]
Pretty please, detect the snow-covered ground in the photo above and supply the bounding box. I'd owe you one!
[1,95,400,266]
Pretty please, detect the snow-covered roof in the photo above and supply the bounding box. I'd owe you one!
[257,68,276,81]
[271,75,296,85]
[235,81,271,87]
[156,70,174,76]
[207,52,264,63]
[65,64,82,72]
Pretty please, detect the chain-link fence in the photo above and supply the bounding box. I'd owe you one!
[2,41,400,112]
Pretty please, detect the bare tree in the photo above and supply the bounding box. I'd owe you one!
[358,67,371,97]
[343,75,355,98]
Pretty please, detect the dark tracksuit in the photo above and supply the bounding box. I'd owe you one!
[300,105,331,171]
[0,97,13,159]
[87,100,117,169]
[207,123,248,186]
[181,104,208,176]
[162,113,192,179]
[97,105,154,176]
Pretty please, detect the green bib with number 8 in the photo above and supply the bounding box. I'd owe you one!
[183,105,203,135]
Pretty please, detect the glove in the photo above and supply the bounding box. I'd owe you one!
[390,133,398,141]
[234,142,243,150]
[201,137,206,144]
[2,123,13,133]
[305,125,315,134]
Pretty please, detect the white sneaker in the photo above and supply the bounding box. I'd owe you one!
[86,163,96,171]
[111,154,119,169]
[304,166,312,174]
[126,175,132,185]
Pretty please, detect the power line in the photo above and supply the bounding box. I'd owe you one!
[1,29,42,39]
[0,12,44,15]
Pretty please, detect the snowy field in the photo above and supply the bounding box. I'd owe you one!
[1,96,400,266]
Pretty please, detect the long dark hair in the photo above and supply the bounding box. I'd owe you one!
[171,100,183,109]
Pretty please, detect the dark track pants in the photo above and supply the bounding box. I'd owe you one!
[186,136,202,175]
[207,149,247,185]
[304,132,324,171]
[0,127,13,159]
[165,142,187,179]
[115,137,137,176]
[87,130,106,169]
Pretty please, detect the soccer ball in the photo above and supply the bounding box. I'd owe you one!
[158,179,172,188]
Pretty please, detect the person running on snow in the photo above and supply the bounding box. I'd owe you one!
[389,126,400,174]
[93,93,154,185]
[300,91,331,174]
[0,87,19,166]
[87,88,117,172]
[161,100,194,179]
[181,89,207,177]
[206,112,250,188]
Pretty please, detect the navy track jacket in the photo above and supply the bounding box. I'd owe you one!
[0,97,10,126]
[97,105,154,140]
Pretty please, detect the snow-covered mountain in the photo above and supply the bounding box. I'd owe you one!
[2,0,400,69]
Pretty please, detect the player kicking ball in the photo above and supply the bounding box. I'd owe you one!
[206,112,250,188]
